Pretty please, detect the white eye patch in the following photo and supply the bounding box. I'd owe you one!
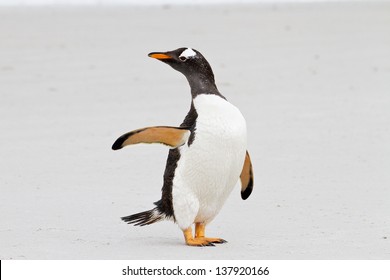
[179,48,196,60]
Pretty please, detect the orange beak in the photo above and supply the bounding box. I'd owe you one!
[148,52,172,60]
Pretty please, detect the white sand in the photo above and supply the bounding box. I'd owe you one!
[0,2,389,259]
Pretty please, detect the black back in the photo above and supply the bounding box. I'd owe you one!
[154,103,198,219]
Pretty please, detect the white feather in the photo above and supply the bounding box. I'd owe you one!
[172,94,247,230]
[179,48,196,59]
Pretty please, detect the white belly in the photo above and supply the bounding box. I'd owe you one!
[172,94,247,230]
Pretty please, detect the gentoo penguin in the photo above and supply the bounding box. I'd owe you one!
[112,47,254,246]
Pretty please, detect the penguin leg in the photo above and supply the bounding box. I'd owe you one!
[194,222,227,244]
[183,227,215,247]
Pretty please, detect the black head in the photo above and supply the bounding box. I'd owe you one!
[148,47,222,98]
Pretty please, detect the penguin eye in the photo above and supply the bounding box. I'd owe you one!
[179,56,187,62]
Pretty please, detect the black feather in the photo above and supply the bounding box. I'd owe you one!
[121,208,164,227]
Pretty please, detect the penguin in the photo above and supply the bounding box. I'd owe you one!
[112,47,254,246]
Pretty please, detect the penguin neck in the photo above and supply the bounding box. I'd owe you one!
[186,73,225,99]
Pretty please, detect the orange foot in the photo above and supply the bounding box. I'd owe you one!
[182,223,228,247]
[197,237,227,244]
[195,222,227,244]
[185,237,216,247]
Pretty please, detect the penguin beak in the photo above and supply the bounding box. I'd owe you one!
[148,52,172,60]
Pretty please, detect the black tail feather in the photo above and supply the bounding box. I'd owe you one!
[121,208,165,226]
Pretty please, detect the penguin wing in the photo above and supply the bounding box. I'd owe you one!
[112,126,191,150]
[240,151,254,200]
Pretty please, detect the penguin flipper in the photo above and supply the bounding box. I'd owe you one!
[112,126,191,150]
[240,151,254,200]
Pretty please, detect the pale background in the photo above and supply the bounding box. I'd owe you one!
[0,0,389,259]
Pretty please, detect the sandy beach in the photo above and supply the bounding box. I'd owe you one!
[0,2,389,259]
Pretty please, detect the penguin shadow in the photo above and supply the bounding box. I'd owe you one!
[148,237,181,247]
[122,234,227,248]
[142,235,229,248]
[119,235,179,248]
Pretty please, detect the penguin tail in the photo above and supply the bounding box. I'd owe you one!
[121,207,167,226]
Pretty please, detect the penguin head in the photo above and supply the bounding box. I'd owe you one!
[148,47,215,84]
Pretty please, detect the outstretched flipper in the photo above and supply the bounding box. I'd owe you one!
[112,126,191,150]
[240,151,254,200]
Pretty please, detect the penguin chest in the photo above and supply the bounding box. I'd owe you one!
[172,94,247,226]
